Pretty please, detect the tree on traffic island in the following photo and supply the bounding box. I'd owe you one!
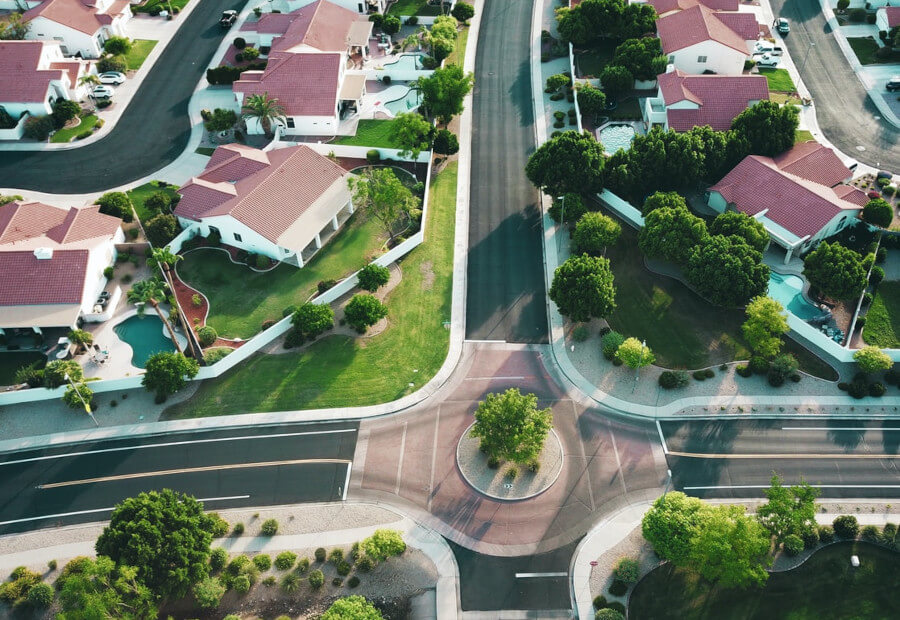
[471,388,553,465]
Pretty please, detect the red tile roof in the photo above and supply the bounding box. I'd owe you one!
[48,59,85,91]
[772,141,852,187]
[882,6,900,28]
[658,69,768,131]
[233,52,341,117]
[176,145,350,245]
[649,0,739,15]
[0,249,88,306]
[656,5,757,55]
[0,202,120,247]
[241,0,363,53]
[710,154,861,239]
[24,0,129,36]
[833,184,869,207]
[0,41,67,104]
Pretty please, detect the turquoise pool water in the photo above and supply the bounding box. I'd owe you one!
[383,53,425,71]
[768,272,822,320]
[113,315,176,368]
[599,124,636,154]
[386,88,422,114]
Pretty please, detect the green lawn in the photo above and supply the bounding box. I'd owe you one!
[177,215,387,339]
[863,281,900,348]
[164,162,458,417]
[387,0,445,16]
[334,119,403,149]
[574,40,617,78]
[195,147,216,156]
[794,129,815,143]
[134,0,191,13]
[629,541,900,620]
[606,97,643,121]
[124,39,157,71]
[446,23,470,66]
[0,351,46,387]
[50,114,98,143]
[759,68,796,92]
[126,180,181,224]
[848,36,881,65]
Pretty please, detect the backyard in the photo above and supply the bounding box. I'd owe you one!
[862,280,900,348]
[628,541,900,619]
[333,119,402,149]
[574,40,616,78]
[124,39,158,71]
[0,351,46,387]
[163,161,457,417]
[126,180,181,223]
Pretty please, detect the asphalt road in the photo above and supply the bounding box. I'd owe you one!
[0,422,357,534]
[661,419,900,499]
[770,0,900,170]
[465,0,549,344]
[0,0,247,194]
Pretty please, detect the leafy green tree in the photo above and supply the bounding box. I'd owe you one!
[97,54,126,74]
[389,112,433,159]
[756,475,820,545]
[599,65,633,99]
[641,191,687,216]
[638,206,708,265]
[768,353,798,385]
[612,37,667,81]
[381,15,401,35]
[616,337,655,369]
[96,191,133,222]
[68,328,94,352]
[731,100,799,157]
[525,130,606,196]
[742,296,789,358]
[417,64,474,124]
[836,0,849,9]
[348,167,421,243]
[142,351,199,401]
[51,99,81,129]
[549,254,617,322]
[145,213,178,247]
[451,1,475,23]
[689,504,771,589]
[576,84,606,117]
[103,36,132,56]
[546,73,571,92]
[0,12,29,40]
[686,235,769,307]
[25,582,53,607]
[357,263,391,291]
[192,576,226,609]
[203,108,238,133]
[471,388,553,464]
[322,595,384,620]
[803,241,868,301]
[854,345,894,374]
[96,490,218,599]
[432,128,459,155]
[549,192,587,224]
[144,191,172,214]
[240,92,286,138]
[291,303,334,338]
[862,198,893,228]
[361,529,407,562]
[642,492,709,564]
[621,2,658,39]
[344,294,388,332]
[57,557,157,619]
[572,212,621,255]
[709,211,768,252]
[62,382,94,411]
[43,359,81,388]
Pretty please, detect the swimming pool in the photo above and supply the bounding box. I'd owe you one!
[768,272,823,320]
[383,53,426,71]
[385,87,422,115]
[113,314,177,368]
[598,124,636,154]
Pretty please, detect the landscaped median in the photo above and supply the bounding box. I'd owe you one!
[162,162,457,416]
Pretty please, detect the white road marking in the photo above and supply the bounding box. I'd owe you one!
[684,484,900,490]
[0,429,356,467]
[0,495,250,526]
[656,420,669,455]
[781,427,900,431]
[515,572,567,578]
[463,339,507,344]
[465,376,526,380]
[395,421,408,496]
[342,462,352,501]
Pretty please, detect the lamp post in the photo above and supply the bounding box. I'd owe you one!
[800,42,815,75]
[556,195,566,253]
[632,339,647,392]
[64,373,98,427]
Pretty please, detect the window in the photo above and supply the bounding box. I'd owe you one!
[233,232,242,242]
[286,118,295,129]
[668,55,675,63]
[697,56,707,63]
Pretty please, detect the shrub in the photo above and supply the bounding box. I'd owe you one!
[357,263,391,291]
[315,547,327,562]
[505,466,518,479]
[24,114,55,141]
[659,370,688,391]
[348,575,360,588]
[736,364,752,377]
[861,524,880,542]
[274,551,296,571]
[692,370,708,381]
[848,379,868,399]
[297,557,310,572]
[783,534,804,556]
[833,515,859,539]
[869,382,886,397]
[802,528,819,549]
[233,522,245,536]
[573,325,590,342]
[47,560,57,571]
[317,279,337,294]
[25,582,53,607]
[596,610,625,620]
[97,54,126,74]
[262,319,276,331]
[857,317,867,329]
[344,294,388,332]
[193,576,226,609]
[76,130,93,140]
[329,549,344,564]
[209,513,229,537]
[210,548,228,571]
[818,524,835,543]
[52,99,81,129]
[308,569,324,589]
[263,576,277,587]
[433,129,459,155]
[332,576,344,586]
[601,331,625,360]
[749,356,769,374]
[260,519,279,536]
[593,595,608,609]
[606,601,627,614]
[280,572,301,592]
[849,7,866,22]
[880,523,897,545]
[613,558,639,584]
[253,554,271,571]
[608,579,628,596]
[197,326,217,347]
[863,292,874,306]
[337,560,351,576]
[366,149,381,164]
[284,328,306,349]
[355,555,374,572]
[254,253,269,269]
[362,529,406,562]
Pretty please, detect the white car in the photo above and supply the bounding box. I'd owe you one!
[755,54,780,68]
[753,41,783,56]
[97,71,125,85]
[91,85,114,98]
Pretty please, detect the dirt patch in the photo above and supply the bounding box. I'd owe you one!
[419,261,435,291]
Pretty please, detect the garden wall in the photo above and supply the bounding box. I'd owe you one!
[0,113,28,141]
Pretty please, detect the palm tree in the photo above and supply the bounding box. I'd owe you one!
[241,92,286,138]
[146,248,202,360]
[126,277,183,354]
[67,329,93,353]
[78,74,100,88]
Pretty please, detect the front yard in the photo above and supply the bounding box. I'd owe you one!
[794,129,815,143]
[862,280,900,348]
[125,39,158,71]
[134,0,191,13]
[50,114,99,143]
[163,161,457,417]
[387,0,446,16]
[759,68,796,92]
[333,119,403,149]
[126,180,181,223]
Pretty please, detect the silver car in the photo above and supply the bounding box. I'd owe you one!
[98,71,125,85]
[91,85,114,98]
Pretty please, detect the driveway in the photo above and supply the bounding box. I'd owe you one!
[770,0,900,170]
[466,0,549,343]
[0,0,247,194]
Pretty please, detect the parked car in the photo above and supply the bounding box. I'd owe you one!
[220,10,237,27]
[877,170,893,180]
[775,18,790,34]
[754,41,783,55]
[91,85,114,98]
[887,76,900,92]
[97,71,125,85]
[755,54,780,67]
[868,190,882,200]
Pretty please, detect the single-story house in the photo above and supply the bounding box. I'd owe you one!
[707,142,866,263]
[0,40,87,122]
[0,201,123,330]
[239,0,372,58]
[656,4,762,75]
[643,68,768,131]
[24,0,132,59]
[876,6,900,32]
[265,0,387,16]
[233,51,366,136]
[174,144,354,267]
[646,0,738,18]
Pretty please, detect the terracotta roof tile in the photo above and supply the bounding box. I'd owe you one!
[0,41,66,104]
[0,249,88,306]
[658,69,768,131]
[0,202,120,247]
[649,0,739,15]
[883,6,900,28]
[242,0,364,53]
[656,5,756,55]
[233,52,341,116]
[772,141,853,187]
[24,0,128,36]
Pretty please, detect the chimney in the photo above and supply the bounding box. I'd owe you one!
[34,247,54,260]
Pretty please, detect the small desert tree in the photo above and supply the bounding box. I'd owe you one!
[357,263,391,291]
[348,168,421,244]
[291,303,334,338]
[389,112,433,159]
[142,351,199,402]
[616,337,655,370]
[854,346,893,374]
[344,294,388,333]
[742,296,789,359]
[470,388,553,465]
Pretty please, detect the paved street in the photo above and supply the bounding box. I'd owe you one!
[466,0,548,343]
[0,423,357,534]
[0,0,246,193]
[769,0,900,170]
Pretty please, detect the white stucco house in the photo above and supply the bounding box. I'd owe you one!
[876,6,900,33]
[656,4,762,75]
[24,0,132,59]
[707,142,866,263]
[0,201,123,330]
[174,144,355,267]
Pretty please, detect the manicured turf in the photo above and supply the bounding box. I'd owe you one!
[794,129,815,143]
[126,180,180,224]
[387,0,444,16]
[0,351,46,387]
[50,114,98,143]
[629,541,900,620]
[177,215,387,339]
[863,281,900,348]
[164,162,457,417]
[759,68,796,92]
[446,24,470,66]
[134,0,191,13]
[124,39,157,71]
[333,119,403,149]
[848,36,880,65]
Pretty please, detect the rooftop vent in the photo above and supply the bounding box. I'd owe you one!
[34,247,53,260]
